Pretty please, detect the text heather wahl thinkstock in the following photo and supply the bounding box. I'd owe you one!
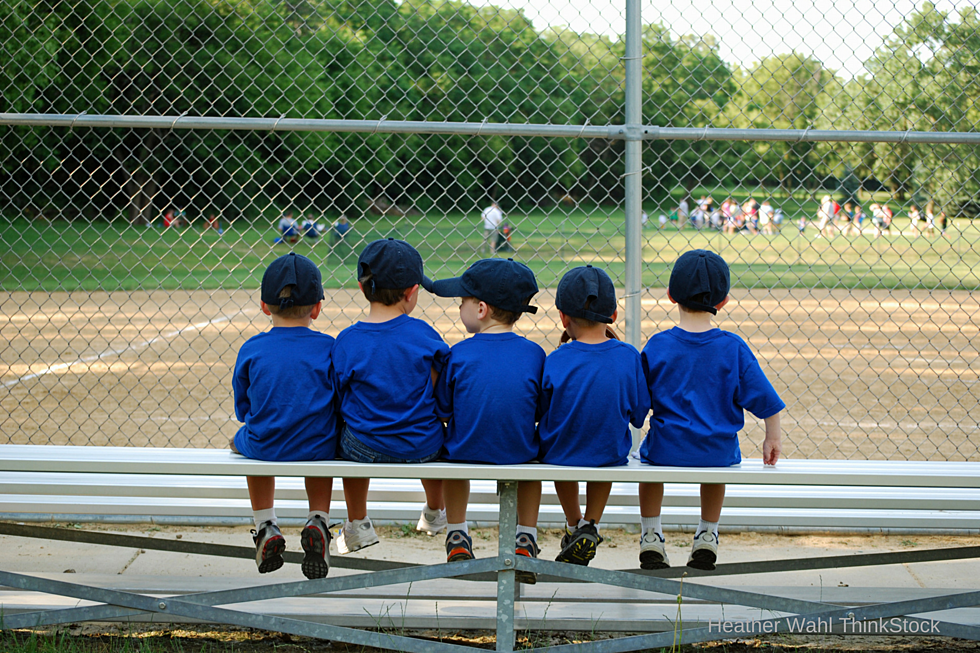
[708,616,941,635]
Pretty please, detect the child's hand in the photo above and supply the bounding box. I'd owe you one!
[763,413,781,465]
[763,436,781,465]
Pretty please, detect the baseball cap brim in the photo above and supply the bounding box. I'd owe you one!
[425,276,470,298]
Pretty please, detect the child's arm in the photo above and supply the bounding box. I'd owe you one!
[762,413,781,465]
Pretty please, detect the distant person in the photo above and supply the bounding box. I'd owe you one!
[231,253,338,579]
[677,197,689,228]
[870,202,893,238]
[332,215,352,245]
[908,206,922,237]
[816,195,836,238]
[277,211,300,244]
[203,213,221,234]
[302,214,325,240]
[925,201,938,237]
[481,201,504,254]
[758,200,775,235]
[638,250,783,571]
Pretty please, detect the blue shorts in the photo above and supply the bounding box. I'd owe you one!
[339,427,441,464]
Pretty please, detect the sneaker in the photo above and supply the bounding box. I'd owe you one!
[515,532,539,585]
[334,518,380,555]
[555,521,603,566]
[300,515,331,579]
[638,529,670,570]
[417,506,448,536]
[445,530,474,562]
[687,530,719,570]
[251,521,286,574]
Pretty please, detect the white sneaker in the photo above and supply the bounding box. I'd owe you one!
[334,518,379,555]
[687,530,719,570]
[416,506,447,536]
[638,529,670,570]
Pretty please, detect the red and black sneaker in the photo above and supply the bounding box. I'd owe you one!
[446,530,475,562]
[251,521,286,574]
[515,532,540,585]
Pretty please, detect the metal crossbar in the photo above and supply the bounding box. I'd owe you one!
[2,482,979,650]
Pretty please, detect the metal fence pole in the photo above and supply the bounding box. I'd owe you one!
[624,0,644,448]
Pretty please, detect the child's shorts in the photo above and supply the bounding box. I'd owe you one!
[340,427,441,464]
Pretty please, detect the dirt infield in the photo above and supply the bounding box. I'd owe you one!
[1,288,977,460]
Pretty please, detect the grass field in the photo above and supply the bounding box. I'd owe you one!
[2,209,979,293]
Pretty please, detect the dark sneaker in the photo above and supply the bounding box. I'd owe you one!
[555,520,603,566]
[687,530,719,570]
[515,532,540,585]
[251,521,286,574]
[446,530,475,562]
[300,515,331,579]
[639,529,670,570]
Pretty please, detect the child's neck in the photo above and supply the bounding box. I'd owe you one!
[364,301,412,323]
[474,321,513,335]
[270,315,312,328]
[677,309,715,333]
[566,323,609,344]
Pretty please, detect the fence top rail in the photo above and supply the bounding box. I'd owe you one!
[0,445,978,488]
[3,113,980,145]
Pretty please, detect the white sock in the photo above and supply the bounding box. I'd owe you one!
[307,510,329,524]
[640,516,662,535]
[516,525,537,539]
[577,518,590,529]
[254,508,276,527]
[424,505,444,518]
[698,519,719,536]
[350,517,372,527]
[447,522,468,535]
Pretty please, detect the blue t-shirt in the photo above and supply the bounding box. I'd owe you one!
[537,339,651,467]
[332,314,449,458]
[232,327,339,461]
[639,327,785,467]
[435,332,545,464]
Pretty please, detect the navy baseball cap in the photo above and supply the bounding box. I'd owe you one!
[555,265,616,324]
[669,249,730,315]
[423,258,539,314]
[261,252,324,309]
[357,238,430,290]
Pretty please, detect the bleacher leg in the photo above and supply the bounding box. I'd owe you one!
[496,480,518,653]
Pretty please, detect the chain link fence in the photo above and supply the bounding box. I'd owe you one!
[1,0,978,461]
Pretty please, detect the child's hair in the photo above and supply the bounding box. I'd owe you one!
[267,285,316,319]
[359,274,409,306]
[677,292,714,313]
[464,296,526,325]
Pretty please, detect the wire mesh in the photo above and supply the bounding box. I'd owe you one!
[1,0,978,461]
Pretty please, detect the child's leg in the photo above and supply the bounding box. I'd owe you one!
[305,477,333,515]
[638,482,665,518]
[246,476,285,574]
[343,477,370,521]
[700,483,725,524]
[444,479,469,527]
[421,479,445,511]
[687,483,726,571]
[517,481,541,528]
[583,481,612,524]
[553,481,582,528]
[246,476,276,523]
[302,477,333,579]
[637,482,669,569]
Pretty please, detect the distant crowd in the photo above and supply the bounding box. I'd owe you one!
[649,194,951,238]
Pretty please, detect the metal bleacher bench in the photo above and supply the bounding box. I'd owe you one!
[1,444,979,652]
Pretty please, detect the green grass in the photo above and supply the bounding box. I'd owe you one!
[3,196,979,292]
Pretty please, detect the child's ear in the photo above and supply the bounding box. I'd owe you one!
[477,301,490,319]
[310,301,322,320]
[609,308,618,323]
[405,284,420,302]
[558,310,571,329]
[715,295,730,310]
[260,300,272,317]
[666,291,678,305]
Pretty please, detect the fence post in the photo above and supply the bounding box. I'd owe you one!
[624,0,644,449]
